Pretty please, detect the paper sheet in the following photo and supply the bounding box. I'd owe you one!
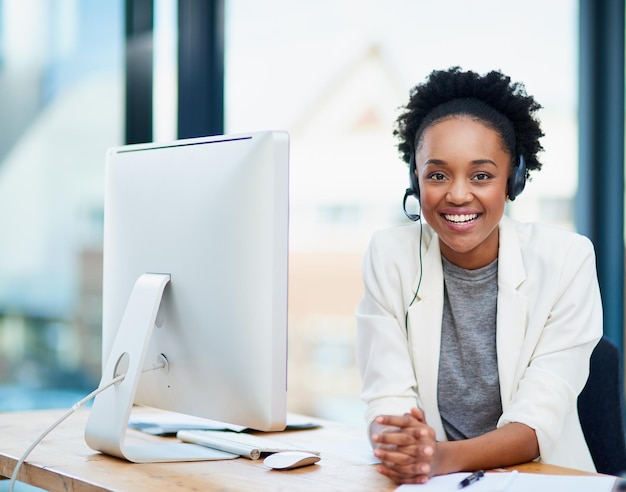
[396,471,616,492]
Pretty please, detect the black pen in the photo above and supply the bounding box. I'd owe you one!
[458,470,485,488]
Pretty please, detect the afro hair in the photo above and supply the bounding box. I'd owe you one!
[394,67,544,177]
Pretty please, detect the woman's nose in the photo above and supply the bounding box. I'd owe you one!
[446,180,472,203]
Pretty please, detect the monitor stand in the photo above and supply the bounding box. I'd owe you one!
[84,273,236,463]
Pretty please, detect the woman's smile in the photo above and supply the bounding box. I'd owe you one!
[442,212,480,224]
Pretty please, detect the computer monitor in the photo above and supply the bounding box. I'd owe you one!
[84,131,290,463]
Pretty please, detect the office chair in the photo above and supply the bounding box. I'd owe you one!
[577,336,626,476]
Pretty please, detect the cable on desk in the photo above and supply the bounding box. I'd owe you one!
[8,359,167,492]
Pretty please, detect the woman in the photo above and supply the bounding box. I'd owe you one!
[355,67,602,485]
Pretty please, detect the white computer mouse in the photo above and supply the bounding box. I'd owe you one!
[263,451,321,470]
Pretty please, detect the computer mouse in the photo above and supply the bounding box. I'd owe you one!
[263,451,321,470]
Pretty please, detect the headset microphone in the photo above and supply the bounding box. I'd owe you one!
[402,188,420,221]
[403,152,421,221]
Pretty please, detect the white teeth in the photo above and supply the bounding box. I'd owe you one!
[444,213,478,223]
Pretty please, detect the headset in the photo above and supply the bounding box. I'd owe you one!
[402,152,527,221]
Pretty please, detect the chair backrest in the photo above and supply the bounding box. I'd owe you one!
[577,336,626,475]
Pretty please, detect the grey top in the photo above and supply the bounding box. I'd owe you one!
[437,256,502,441]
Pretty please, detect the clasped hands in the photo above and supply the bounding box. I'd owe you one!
[371,407,438,485]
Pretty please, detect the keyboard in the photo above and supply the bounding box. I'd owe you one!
[177,429,320,460]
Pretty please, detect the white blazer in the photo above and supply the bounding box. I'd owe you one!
[356,216,602,472]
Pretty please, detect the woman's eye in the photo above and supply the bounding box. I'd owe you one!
[428,172,446,181]
[474,173,491,181]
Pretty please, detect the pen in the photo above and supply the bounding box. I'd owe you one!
[458,470,485,489]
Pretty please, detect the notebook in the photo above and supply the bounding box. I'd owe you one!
[395,470,617,492]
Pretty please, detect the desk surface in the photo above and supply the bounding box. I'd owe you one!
[0,408,602,492]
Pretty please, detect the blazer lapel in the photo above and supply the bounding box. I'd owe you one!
[406,235,446,438]
[496,217,528,408]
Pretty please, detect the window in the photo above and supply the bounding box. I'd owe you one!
[0,0,123,410]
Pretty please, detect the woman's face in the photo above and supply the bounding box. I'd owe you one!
[414,116,510,270]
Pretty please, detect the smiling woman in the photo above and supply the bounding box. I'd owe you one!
[355,67,603,485]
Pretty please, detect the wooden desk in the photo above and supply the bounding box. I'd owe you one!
[0,408,603,492]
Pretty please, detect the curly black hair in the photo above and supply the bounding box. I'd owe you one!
[394,67,544,177]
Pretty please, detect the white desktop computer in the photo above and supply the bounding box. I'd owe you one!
[84,131,290,462]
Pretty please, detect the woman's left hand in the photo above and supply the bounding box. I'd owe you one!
[371,408,439,484]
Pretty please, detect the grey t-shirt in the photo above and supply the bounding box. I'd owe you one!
[437,256,502,441]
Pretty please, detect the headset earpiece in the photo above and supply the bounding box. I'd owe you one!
[409,152,420,200]
[507,155,527,201]
[402,152,421,221]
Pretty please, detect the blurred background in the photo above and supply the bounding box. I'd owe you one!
[0,0,601,426]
